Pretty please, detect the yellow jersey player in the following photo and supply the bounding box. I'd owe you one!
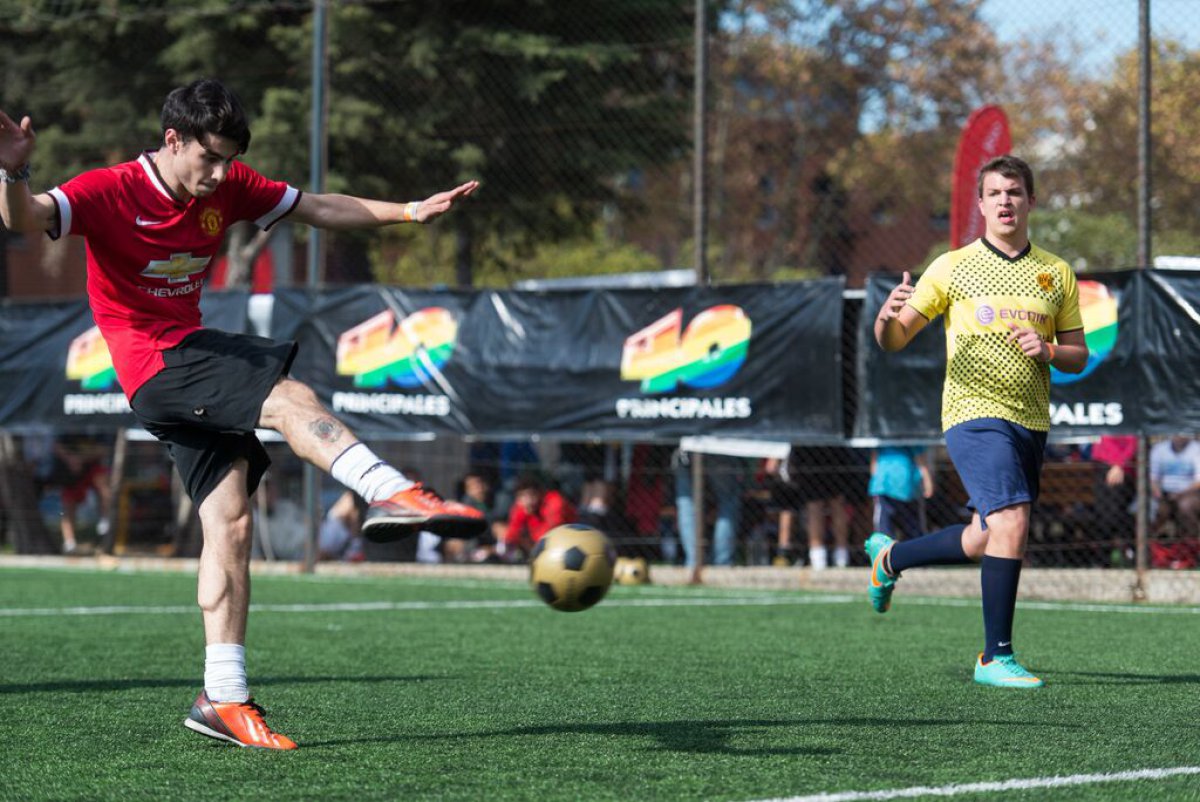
[867,155,1089,688]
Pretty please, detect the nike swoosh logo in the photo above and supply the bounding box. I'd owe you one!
[998,641,1011,647]
[135,216,164,227]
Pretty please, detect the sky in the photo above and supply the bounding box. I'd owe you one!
[982,0,1200,69]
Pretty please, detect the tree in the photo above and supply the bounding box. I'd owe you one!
[981,31,1200,268]
[329,0,694,287]
[3,1,694,289]
[1069,40,1200,247]
[682,0,1000,282]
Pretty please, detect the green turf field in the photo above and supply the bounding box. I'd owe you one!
[2,565,1198,802]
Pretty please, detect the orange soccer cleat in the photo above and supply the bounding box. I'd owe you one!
[184,691,298,750]
[362,483,487,542]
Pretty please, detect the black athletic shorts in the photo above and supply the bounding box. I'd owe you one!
[130,329,298,507]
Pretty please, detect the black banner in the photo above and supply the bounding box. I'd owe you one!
[272,286,477,438]
[1133,270,1200,433]
[274,281,845,441]
[1046,271,1136,435]
[0,297,105,432]
[854,275,945,440]
[855,270,1175,438]
[3,273,1192,441]
[0,290,250,432]
[464,281,843,440]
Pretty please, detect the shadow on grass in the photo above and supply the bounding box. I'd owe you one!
[0,674,448,694]
[305,715,1067,753]
[1050,670,1200,686]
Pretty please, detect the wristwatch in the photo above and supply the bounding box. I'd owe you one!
[0,163,31,183]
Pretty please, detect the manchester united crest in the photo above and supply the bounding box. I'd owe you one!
[200,207,223,237]
[1036,272,1054,293]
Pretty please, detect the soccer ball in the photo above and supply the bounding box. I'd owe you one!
[613,556,650,585]
[529,524,616,612]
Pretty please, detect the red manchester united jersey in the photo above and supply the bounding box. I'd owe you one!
[48,152,299,398]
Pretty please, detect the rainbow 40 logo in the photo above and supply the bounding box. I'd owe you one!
[621,305,752,394]
[1051,280,1118,386]
[66,326,118,391]
[336,307,457,388]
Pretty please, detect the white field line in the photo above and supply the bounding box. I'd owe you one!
[746,765,1200,802]
[902,596,1200,615]
[1,564,710,595]
[0,595,847,617]
[2,592,1200,618]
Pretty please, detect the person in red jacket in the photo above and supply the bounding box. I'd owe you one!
[1091,435,1137,566]
[499,473,577,558]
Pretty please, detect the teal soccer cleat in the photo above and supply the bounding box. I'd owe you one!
[864,532,896,613]
[974,653,1045,688]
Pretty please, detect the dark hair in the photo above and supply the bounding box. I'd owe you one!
[161,78,251,154]
[977,155,1034,199]
[513,472,546,495]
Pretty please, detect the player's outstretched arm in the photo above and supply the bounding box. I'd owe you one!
[290,180,479,230]
[874,271,927,352]
[0,110,56,234]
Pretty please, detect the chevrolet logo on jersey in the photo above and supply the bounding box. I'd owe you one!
[141,252,212,283]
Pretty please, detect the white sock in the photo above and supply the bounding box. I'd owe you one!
[329,442,414,502]
[834,546,850,568]
[809,545,828,570]
[205,643,249,703]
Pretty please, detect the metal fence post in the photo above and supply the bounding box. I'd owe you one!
[690,450,705,584]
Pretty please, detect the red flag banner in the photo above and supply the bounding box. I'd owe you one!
[950,105,1012,249]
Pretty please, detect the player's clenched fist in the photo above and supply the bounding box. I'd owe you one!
[1006,322,1052,362]
[879,271,914,322]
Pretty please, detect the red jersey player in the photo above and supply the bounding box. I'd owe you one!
[0,79,486,749]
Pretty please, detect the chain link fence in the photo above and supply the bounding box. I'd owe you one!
[5,1,1200,286]
[2,1,1198,599]
[9,428,1198,588]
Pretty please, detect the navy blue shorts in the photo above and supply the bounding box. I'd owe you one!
[944,417,1047,530]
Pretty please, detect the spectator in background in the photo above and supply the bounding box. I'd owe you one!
[782,446,856,570]
[672,449,744,568]
[556,442,607,506]
[868,446,934,541]
[625,444,674,562]
[1090,434,1137,566]
[577,477,642,556]
[317,490,366,562]
[495,472,576,560]
[761,455,798,564]
[451,470,499,564]
[457,469,495,517]
[1149,435,1200,538]
[469,440,541,521]
[52,434,113,554]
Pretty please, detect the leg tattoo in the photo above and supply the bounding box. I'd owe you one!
[308,417,345,444]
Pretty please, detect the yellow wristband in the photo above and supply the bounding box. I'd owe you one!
[402,201,420,223]
[1044,341,1056,363]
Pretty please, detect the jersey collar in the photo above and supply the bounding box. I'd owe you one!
[138,150,188,206]
[981,236,1031,263]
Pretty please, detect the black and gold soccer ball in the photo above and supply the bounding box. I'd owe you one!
[529,524,616,612]
[613,556,650,586]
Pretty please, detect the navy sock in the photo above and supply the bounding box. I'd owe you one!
[981,555,1022,662]
[887,524,969,574]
